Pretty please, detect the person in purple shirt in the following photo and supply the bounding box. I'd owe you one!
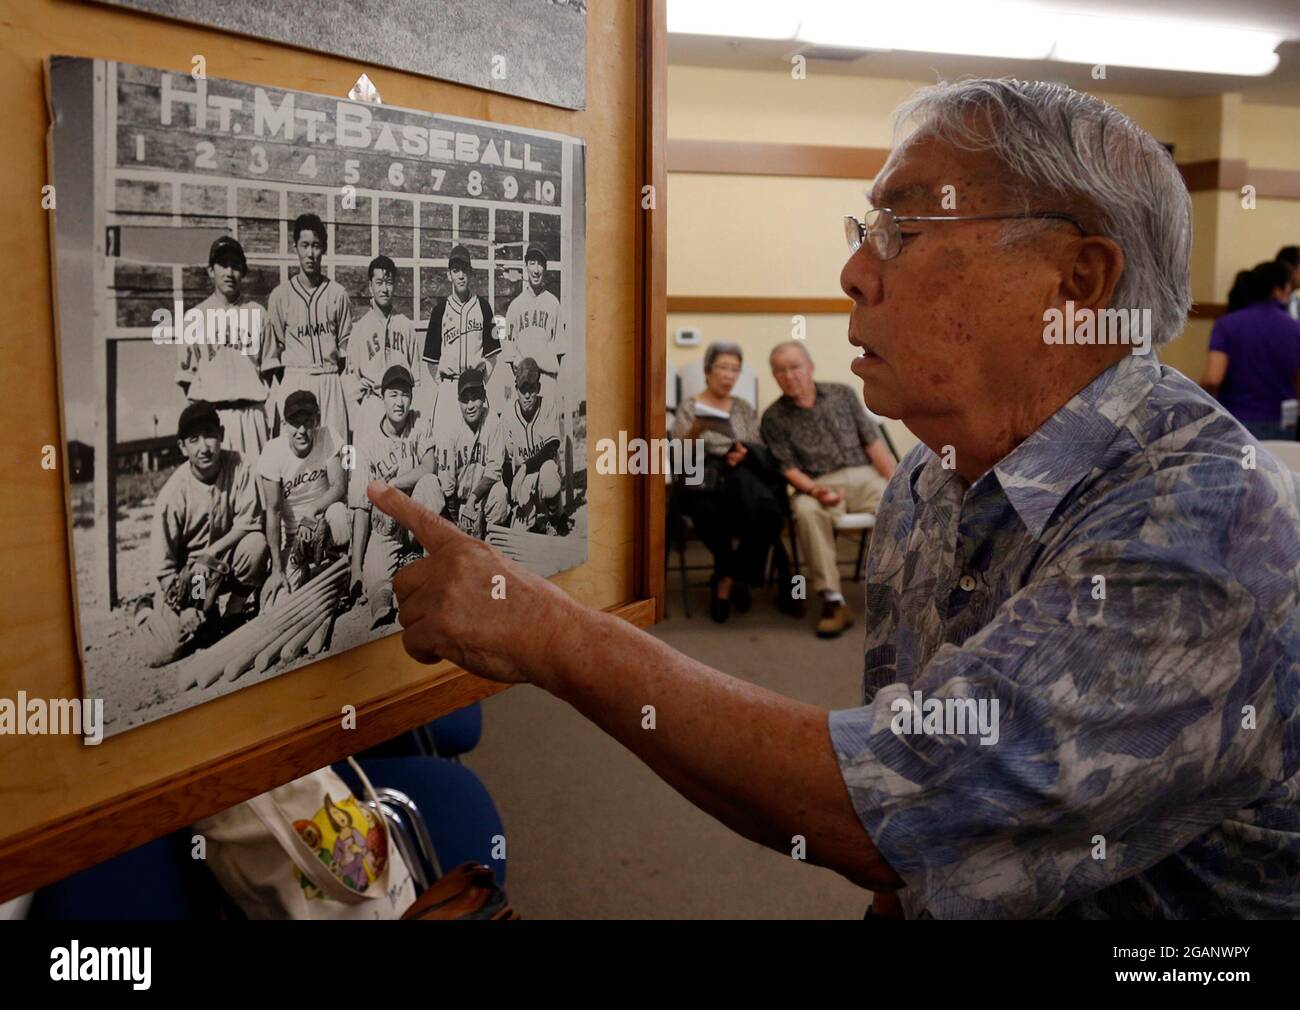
[1202,259,1300,440]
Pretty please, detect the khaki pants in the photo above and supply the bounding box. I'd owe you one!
[791,464,887,597]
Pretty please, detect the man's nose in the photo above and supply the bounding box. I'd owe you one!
[840,247,883,307]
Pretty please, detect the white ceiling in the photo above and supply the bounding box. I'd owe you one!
[669,0,1300,105]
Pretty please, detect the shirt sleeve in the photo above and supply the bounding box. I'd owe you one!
[231,459,263,533]
[149,482,183,585]
[263,290,285,371]
[254,440,279,482]
[422,301,444,365]
[347,436,370,511]
[669,399,694,443]
[760,407,796,472]
[484,417,504,485]
[1208,318,1231,354]
[828,483,1281,919]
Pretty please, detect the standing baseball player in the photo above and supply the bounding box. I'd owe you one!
[176,236,275,456]
[429,366,509,540]
[266,213,354,443]
[500,357,568,534]
[347,254,423,435]
[256,389,350,608]
[348,365,441,626]
[503,241,567,407]
[423,243,501,448]
[137,401,268,667]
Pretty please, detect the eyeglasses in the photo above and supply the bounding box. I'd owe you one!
[844,207,1087,261]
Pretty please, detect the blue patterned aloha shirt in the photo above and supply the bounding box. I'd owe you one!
[830,351,1300,919]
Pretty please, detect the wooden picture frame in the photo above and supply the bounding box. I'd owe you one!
[0,0,666,902]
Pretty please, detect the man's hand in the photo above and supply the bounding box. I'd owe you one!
[367,480,576,683]
[812,486,842,507]
[261,572,287,609]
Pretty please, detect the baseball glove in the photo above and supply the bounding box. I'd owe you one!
[289,517,332,572]
[137,603,204,668]
[457,499,487,539]
[164,554,231,614]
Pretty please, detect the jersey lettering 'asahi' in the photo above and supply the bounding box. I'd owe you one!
[349,306,420,400]
[422,293,501,378]
[504,285,566,375]
[502,394,561,471]
[438,410,504,503]
[266,274,354,372]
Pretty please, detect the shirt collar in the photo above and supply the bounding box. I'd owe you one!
[908,353,1159,537]
[992,352,1159,538]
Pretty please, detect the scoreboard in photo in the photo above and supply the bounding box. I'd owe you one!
[103,62,573,338]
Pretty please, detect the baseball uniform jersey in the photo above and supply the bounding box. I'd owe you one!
[266,274,354,441]
[424,292,502,446]
[437,409,504,509]
[256,427,343,530]
[176,293,273,402]
[349,305,422,432]
[501,394,561,475]
[349,410,435,533]
[149,449,263,586]
[504,285,566,376]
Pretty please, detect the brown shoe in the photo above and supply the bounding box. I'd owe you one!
[816,600,854,639]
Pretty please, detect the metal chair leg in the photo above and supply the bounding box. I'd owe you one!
[853,528,870,582]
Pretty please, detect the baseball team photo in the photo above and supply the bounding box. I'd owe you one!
[48,56,588,738]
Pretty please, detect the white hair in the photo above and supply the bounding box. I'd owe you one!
[892,79,1193,347]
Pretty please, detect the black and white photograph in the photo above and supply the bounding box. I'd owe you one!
[48,56,588,738]
[88,0,589,109]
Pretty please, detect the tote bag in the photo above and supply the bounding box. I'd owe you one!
[196,756,417,920]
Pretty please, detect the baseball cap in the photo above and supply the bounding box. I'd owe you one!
[283,389,320,426]
[524,241,548,267]
[458,367,487,399]
[381,364,415,393]
[514,357,541,389]
[209,235,247,271]
[177,400,221,440]
[448,244,472,269]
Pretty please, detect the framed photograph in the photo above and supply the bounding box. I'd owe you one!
[48,56,588,738]
[89,0,588,110]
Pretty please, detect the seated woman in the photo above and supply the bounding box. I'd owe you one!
[671,342,792,623]
[1202,260,1300,442]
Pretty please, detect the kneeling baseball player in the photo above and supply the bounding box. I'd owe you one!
[256,389,351,610]
[138,401,269,667]
[349,365,440,627]
[501,357,568,534]
[430,366,510,539]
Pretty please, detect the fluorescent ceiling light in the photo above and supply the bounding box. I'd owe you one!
[798,1,1056,61]
[667,0,800,40]
[667,0,1285,77]
[1050,14,1282,77]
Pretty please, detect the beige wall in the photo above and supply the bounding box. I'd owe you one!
[667,65,1300,448]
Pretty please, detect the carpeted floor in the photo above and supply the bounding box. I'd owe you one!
[463,536,877,919]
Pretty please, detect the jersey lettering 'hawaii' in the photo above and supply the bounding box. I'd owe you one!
[267,274,354,372]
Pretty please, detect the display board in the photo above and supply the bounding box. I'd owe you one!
[49,57,588,738]
[0,0,664,900]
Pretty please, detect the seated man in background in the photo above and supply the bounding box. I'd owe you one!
[349,366,439,627]
[256,390,350,608]
[139,401,268,667]
[760,341,896,638]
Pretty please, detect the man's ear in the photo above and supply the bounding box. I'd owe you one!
[1060,235,1125,311]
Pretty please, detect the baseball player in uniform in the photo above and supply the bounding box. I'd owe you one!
[423,243,501,450]
[176,236,275,456]
[347,255,424,435]
[429,366,509,539]
[137,401,269,667]
[266,213,354,444]
[348,365,441,626]
[256,389,350,607]
[503,241,567,407]
[501,357,568,534]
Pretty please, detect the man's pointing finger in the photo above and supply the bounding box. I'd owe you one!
[366,480,455,553]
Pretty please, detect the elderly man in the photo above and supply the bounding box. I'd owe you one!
[368,79,1300,919]
[761,342,896,637]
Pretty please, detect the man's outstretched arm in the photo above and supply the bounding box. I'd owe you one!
[369,480,902,892]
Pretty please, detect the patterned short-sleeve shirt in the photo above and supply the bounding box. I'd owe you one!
[760,382,882,477]
[830,353,1300,919]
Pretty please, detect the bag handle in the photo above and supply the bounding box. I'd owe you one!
[247,757,393,906]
